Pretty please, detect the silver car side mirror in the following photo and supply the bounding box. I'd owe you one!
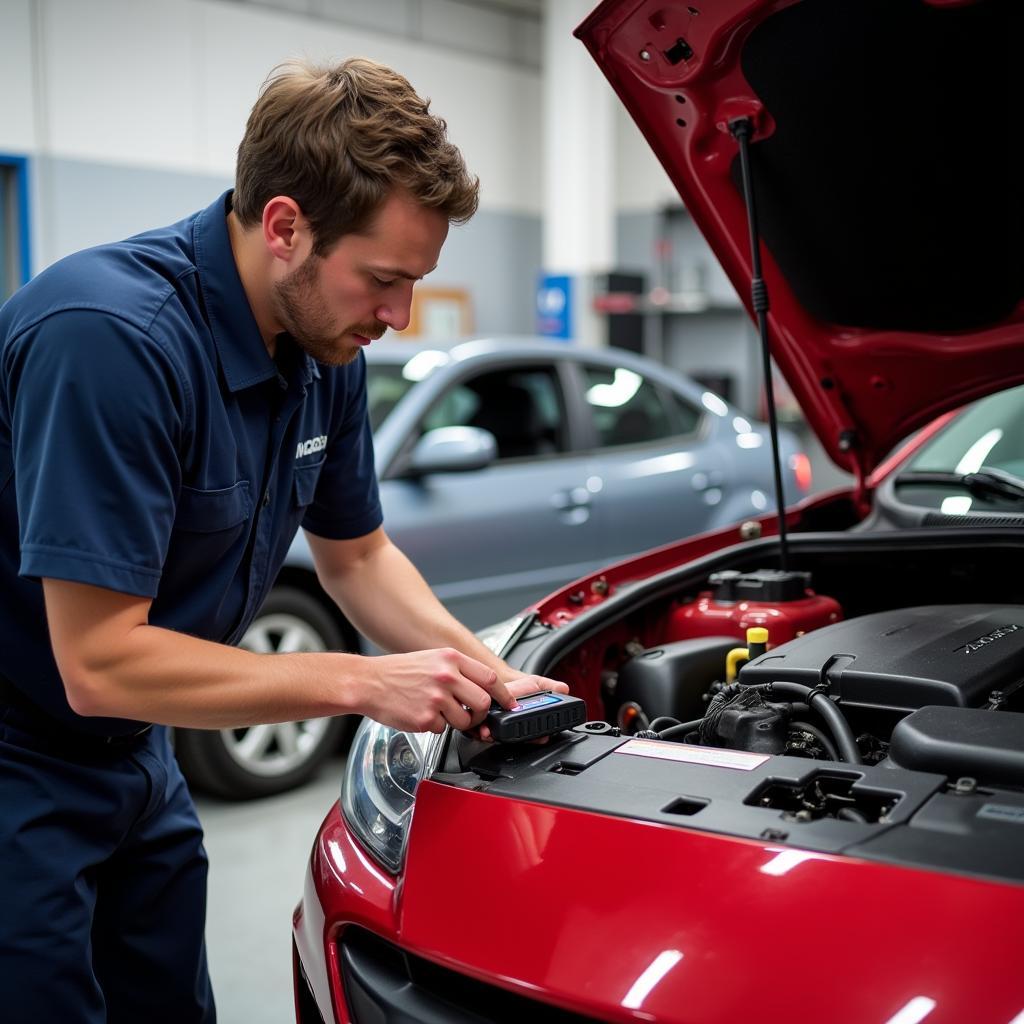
[406,426,498,476]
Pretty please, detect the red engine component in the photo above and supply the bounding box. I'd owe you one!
[667,569,842,646]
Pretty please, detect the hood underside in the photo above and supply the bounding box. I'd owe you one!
[577,0,1024,476]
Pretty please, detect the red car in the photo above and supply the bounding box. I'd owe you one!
[293,2,1024,1021]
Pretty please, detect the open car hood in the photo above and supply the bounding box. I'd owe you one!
[577,0,1024,479]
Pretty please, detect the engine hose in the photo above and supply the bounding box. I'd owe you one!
[746,681,862,764]
[838,807,869,824]
[658,718,705,740]
[789,720,839,761]
[648,716,682,732]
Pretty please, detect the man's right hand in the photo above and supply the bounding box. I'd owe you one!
[363,648,518,734]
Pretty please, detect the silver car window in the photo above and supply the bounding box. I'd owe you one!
[366,364,418,432]
[582,365,678,448]
[422,366,567,460]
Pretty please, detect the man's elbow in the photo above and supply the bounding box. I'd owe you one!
[60,664,116,718]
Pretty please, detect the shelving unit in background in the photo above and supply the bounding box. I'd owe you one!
[597,203,761,410]
[595,203,851,494]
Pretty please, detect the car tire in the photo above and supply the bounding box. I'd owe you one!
[174,586,354,800]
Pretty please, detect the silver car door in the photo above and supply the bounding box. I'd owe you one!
[577,362,732,560]
[380,363,605,630]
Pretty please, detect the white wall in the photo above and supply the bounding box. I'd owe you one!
[0,0,38,153]
[614,104,679,212]
[5,0,542,212]
[3,0,687,241]
[1,0,546,329]
[0,0,725,338]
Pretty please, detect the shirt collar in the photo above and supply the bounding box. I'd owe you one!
[193,191,320,392]
[274,333,322,388]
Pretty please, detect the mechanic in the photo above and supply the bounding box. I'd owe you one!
[0,58,564,1022]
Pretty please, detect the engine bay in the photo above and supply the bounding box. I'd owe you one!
[610,594,1024,779]
[440,534,1024,886]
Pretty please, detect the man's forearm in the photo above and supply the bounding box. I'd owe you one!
[43,576,524,734]
[51,615,365,728]
[313,537,518,681]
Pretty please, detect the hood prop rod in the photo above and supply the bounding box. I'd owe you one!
[729,116,789,573]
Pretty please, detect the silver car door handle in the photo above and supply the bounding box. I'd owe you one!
[690,471,724,493]
[551,487,592,511]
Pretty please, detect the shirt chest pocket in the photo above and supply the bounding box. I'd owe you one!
[164,480,253,587]
[174,480,252,533]
[293,460,324,510]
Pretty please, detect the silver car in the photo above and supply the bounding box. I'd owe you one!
[175,338,809,797]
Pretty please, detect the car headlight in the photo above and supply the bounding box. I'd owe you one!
[341,615,526,872]
[341,718,442,873]
[475,614,527,656]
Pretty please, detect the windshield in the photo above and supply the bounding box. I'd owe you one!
[900,383,1024,512]
[366,363,417,432]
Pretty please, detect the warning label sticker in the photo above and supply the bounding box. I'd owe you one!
[614,739,770,771]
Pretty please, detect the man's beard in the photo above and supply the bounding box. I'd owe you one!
[273,253,383,367]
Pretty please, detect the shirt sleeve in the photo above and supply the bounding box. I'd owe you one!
[300,353,383,540]
[6,309,187,597]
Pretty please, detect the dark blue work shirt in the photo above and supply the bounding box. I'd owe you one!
[0,192,382,735]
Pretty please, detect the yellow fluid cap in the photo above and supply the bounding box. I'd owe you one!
[746,627,769,645]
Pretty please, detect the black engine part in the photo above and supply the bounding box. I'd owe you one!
[708,568,811,603]
[738,604,1024,713]
[746,769,901,824]
[889,705,1024,788]
[614,635,737,724]
[699,688,789,755]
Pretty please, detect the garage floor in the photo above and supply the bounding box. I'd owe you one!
[196,754,348,1024]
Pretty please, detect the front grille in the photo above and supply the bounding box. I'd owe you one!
[339,927,604,1024]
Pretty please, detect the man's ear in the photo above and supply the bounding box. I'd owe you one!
[261,196,312,264]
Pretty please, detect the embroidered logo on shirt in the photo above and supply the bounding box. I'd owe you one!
[296,435,328,459]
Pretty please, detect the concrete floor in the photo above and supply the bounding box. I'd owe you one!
[196,754,347,1024]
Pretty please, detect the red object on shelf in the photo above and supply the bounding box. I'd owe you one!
[592,292,638,313]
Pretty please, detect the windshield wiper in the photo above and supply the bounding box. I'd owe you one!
[894,466,1024,503]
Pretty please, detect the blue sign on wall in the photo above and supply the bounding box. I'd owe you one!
[536,273,572,340]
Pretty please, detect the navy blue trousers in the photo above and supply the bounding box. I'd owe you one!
[0,709,215,1023]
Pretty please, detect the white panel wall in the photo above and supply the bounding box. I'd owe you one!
[614,104,678,212]
[41,0,200,171]
[5,0,541,213]
[420,0,519,62]
[315,0,418,35]
[3,0,675,223]
[0,0,38,152]
[196,0,542,212]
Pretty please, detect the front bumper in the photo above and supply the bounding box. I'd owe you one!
[295,782,1024,1023]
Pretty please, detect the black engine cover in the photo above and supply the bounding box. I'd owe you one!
[737,604,1024,712]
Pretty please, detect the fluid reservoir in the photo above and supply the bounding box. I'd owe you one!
[667,569,841,645]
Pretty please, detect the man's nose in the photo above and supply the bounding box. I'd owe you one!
[376,284,414,333]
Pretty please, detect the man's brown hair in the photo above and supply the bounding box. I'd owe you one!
[234,58,479,253]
